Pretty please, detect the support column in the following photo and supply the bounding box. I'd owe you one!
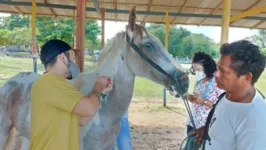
[76,0,86,72]
[101,8,106,48]
[220,0,231,45]
[32,0,37,73]
[164,11,170,107]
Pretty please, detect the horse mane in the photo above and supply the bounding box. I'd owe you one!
[95,24,149,77]
[95,31,125,77]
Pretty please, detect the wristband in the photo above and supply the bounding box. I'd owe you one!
[92,92,101,103]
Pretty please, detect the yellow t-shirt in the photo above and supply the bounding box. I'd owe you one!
[30,73,84,150]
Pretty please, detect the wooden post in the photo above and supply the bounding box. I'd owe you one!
[164,11,170,107]
[32,0,37,73]
[72,10,76,49]
[101,8,106,48]
[220,0,231,45]
[76,0,86,72]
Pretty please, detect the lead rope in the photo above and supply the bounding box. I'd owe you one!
[170,79,198,136]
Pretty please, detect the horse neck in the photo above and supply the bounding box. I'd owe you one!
[98,53,135,125]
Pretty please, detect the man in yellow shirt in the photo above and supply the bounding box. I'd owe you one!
[30,39,113,150]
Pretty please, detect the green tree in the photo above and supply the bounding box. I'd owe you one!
[190,33,218,58]
[0,14,30,30]
[36,16,101,46]
[0,14,101,50]
[262,48,266,56]
[247,30,266,56]
[0,29,10,46]
[146,24,218,58]
[0,27,31,47]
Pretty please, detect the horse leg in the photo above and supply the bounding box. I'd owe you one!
[0,104,12,149]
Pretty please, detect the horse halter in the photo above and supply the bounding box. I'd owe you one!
[125,31,188,92]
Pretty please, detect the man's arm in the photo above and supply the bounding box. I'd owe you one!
[72,92,101,118]
[76,78,113,126]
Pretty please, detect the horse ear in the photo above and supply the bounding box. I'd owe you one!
[140,21,146,27]
[128,6,136,31]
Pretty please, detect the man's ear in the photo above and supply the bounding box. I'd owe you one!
[242,72,253,84]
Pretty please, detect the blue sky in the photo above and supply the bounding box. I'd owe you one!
[0,13,258,44]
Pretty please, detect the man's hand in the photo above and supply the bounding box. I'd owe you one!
[93,75,109,93]
[102,78,113,93]
[169,91,178,97]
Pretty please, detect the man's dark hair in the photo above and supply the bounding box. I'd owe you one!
[191,51,217,79]
[220,40,266,84]
[40,39,72,68]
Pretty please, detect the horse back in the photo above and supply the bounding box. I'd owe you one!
[0,72,40,106]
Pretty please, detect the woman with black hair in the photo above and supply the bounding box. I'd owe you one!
[171,51,223,135]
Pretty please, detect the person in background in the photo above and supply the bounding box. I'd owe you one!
[204,40,266,149]
[170,51,223,134]
[110,110,132,150]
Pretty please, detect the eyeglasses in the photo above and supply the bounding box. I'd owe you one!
[189,68,204,75]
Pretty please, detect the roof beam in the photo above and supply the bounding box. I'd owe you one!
[230,0,263,24]
[142,0,153,22]
[252,20,264,28]
[2,1,266,21]
[44,0,57,17]
[9,5,24,15]
[92,0,102,16]
[8,0,24,15]
[199,1,223,26]
[246,0,263,10]
[230,4,266,22]
[171,0,189,24]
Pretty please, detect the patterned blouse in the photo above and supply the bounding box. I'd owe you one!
[187,77,224,129]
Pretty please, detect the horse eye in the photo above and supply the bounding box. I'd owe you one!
[145,43,152,48]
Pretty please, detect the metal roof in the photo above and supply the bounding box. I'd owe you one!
[0,0,266,29]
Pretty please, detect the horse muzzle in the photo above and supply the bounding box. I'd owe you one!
[167,72,189,98]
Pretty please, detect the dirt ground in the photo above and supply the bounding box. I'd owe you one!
[128,97,188,150]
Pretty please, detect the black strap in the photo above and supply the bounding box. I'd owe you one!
[125,32,175,81]
[202,92,226,149]
[257,88,265,99]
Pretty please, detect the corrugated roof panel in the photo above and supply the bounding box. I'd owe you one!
[232,19,259,27]
[152,0,185,7]
[231,0,258,10]
[124,0,147,5]
[202,18,221,26]
[256,21,266,29]
[0,0,266,29]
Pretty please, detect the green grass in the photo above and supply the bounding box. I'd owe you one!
[0,57,265,99]
[133,77,164,98]
[0,57,44,85]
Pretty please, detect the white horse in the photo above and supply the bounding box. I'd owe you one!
[0,6,189,150]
